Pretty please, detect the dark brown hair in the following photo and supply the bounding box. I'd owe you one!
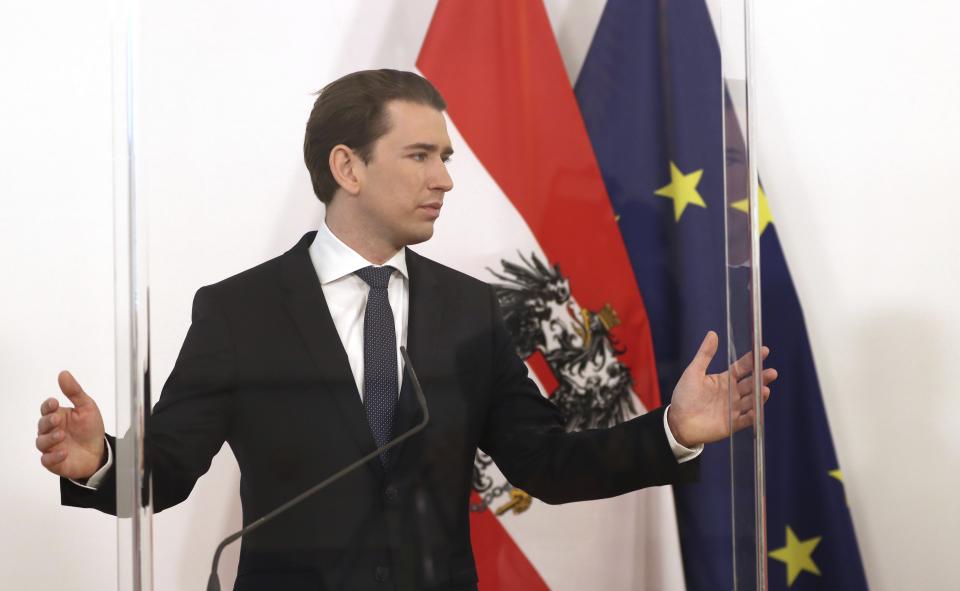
[303,69,447,204]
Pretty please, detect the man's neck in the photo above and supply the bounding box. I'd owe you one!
[324,206,400,266]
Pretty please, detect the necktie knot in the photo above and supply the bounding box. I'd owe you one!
[355,265,395,290]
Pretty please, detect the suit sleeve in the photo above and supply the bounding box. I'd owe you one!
[61,286,235,514]
[477,286,698,504]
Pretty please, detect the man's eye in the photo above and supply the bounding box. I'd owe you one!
[411,153,427,162]
[442,155,453,164]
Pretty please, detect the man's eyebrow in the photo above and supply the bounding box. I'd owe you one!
[402,142,454,156]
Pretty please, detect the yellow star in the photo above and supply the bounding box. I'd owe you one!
[830,469,850,506]
[654,161,707,222]
[769,525,822,587]
[731,185,774,235]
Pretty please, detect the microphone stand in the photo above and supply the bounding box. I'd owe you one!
[206,346,430,591]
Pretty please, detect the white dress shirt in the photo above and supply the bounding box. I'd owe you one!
[309,220,408,398]
[78,221,699,489]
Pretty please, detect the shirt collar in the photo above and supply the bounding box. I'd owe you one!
[309,219,408,285]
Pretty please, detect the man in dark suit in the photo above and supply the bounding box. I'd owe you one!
[36,70,777,590]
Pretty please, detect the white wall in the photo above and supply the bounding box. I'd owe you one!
[0,1,118,588]
[1,1,956,589]
[754,2,960,589]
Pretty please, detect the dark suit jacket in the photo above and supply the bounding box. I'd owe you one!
[62,232,697,590]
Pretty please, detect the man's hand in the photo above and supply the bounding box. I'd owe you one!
[667,331,778,448]
[36,371,106,481]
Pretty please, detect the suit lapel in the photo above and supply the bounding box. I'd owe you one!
[280,233,384,480]
[388,248,445,471]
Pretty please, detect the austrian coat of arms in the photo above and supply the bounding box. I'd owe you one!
[472,252,638,516]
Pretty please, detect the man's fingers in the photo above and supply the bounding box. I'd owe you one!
[735,375,752,397]
[690,331,719,374]
[734,368,778,398]
[731,349,753,378]
[734,390,758,414]
[58,371,93,407]
[37,412,61,435]
[733,410,756,433]
[40,397,59,415]
[735,369,776,392]
[731,346,770,380]
[40,450,67,470]
[763,368,778,385]
[733,385,772,413]
[36,430,64,452]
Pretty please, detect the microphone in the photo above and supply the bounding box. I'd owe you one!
[206,346,430,591]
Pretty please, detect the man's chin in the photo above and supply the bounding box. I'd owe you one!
[402,224,435,247]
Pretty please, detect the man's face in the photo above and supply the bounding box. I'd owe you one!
[354,100,454,250]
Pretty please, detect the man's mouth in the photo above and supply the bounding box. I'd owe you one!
[418,202,443,218]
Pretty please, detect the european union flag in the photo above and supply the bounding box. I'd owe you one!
[574,0,869,589]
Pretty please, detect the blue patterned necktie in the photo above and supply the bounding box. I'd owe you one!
[355,265,398,465]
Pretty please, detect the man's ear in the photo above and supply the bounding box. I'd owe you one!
[329,144,363,196]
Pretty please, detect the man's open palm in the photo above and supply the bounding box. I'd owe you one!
[36,371,106,481]
[667,331,778,448]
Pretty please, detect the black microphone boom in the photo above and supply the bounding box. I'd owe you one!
[206,346,430,591]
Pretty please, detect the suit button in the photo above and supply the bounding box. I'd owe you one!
[374,565,390,582]
[384,485,399,504]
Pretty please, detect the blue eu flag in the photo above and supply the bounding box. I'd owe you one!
[574,0,870,588]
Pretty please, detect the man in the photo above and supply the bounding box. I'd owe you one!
[36,70,776,590]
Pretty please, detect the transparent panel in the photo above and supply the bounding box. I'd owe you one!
[126,1,773,590]
[112,0,154,587]
[720,0,767,589]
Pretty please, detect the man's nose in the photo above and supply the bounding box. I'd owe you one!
[430,161,454,192]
